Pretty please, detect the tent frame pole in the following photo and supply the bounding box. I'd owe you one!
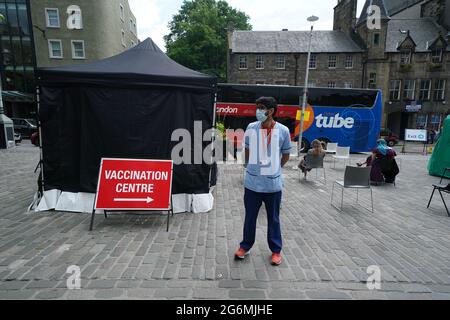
[30,85,45,211]
[37,86,44,189]
[209,92,218,189]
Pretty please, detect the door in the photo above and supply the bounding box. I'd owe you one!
[399,112,409,140]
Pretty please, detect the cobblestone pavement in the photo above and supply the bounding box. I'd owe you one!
[1,141,450,300]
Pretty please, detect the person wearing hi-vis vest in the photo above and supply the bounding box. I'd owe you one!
[234,97,292,266]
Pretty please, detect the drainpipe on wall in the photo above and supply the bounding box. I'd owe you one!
[294,54,300,86]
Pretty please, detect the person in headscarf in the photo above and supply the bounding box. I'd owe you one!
[373,139,399,183]
[357,139,399,184]
[374,139,395,156]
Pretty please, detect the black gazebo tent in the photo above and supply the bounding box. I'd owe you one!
[35,38,217,211]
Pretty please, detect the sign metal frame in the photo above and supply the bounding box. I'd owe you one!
[89,158,174,232]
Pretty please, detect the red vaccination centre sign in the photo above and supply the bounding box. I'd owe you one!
[94,158,173,211]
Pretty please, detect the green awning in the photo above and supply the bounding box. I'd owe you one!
[1,91,35,103]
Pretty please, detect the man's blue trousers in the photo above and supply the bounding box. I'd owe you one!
[240,188,282,253]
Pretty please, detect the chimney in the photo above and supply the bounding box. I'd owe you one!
[333,0,357,36]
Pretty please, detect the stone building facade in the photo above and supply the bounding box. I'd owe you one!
[227,0,450,136]
[30,0,138,68]
[228,31,364,89]
[1,0,138,118]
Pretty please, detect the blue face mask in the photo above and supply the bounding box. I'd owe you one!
[256,109,268,122]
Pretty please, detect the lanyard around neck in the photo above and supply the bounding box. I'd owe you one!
[261,121,276,147]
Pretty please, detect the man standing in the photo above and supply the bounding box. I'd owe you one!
[234,97,291,266]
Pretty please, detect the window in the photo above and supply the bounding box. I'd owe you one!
[130,19,134,32]
[120,4,124,21]
[71,40,85,59]
[48,39,62,58]
[131,40,135,47]
[275,81,287,85]
[373,33,380,47]
[368,73,377,89]
[121,29,126,47]
[256,55,264,69]
[67,5,83,30]
[403,80,416,100]
[389,80,401,101]
[1,35,12,65]
[344,82,353,89]
[430,114,441,130]
[239,56,247,69]
[400,50,411,64]
[238,81,248,84]
[419,80,431,101]
[45,8,60,28]
[328,55,337,69]
[327,81,336,88]
[416,114,427,128]
[308,81,316,88]
[21,37,33,65]
[345,55,353,69]
[255,81,265,85]
[10,36,23,65]
[17,4,30,36]
[276,55,285,69]
[309,55,317,69]
[5,3,18,35]
[434,79,446,101]
[431,48,443,63]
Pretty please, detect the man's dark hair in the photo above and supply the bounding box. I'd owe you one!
[256,96,278,117]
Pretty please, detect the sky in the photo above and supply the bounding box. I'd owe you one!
[128,0,367,51]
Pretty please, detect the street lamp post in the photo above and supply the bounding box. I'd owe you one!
[298,15,319,157]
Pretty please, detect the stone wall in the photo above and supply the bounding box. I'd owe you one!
[30,0,138,68]
[333,0,358,36]
[228,53,363,88]
[421,0,445,18]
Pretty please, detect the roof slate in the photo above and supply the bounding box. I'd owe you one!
[231,31,364,53]
[386,18,450,52]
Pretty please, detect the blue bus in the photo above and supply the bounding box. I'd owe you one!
[216,84,382,152]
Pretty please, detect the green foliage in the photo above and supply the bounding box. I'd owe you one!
[399,64,412,73]
[216,121,226,139]
[164,0,251,81]
[428,62,443,71]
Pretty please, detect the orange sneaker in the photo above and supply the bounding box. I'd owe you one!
[271,253,282,266]
[234,248,249,260]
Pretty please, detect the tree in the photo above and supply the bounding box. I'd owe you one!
[164,0,251,81]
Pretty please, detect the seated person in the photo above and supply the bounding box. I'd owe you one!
[358,139,399,184]
[357,151,384,184]
[298,139,326,179]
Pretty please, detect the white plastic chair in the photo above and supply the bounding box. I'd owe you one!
[333,146,350,168]
[325,142,338,154]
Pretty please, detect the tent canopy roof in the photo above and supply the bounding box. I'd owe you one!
[37,38,216,90]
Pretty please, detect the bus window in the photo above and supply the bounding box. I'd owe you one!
[279,87,378,108]
[217,85,280,104]
[307,88,378,108]
[217,86,256,103]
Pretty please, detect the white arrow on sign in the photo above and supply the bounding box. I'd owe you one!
[113,197,154,204]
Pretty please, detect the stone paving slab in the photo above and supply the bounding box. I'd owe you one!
[0,142,450,299]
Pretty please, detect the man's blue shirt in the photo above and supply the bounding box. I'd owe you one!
[244,121,292,193]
